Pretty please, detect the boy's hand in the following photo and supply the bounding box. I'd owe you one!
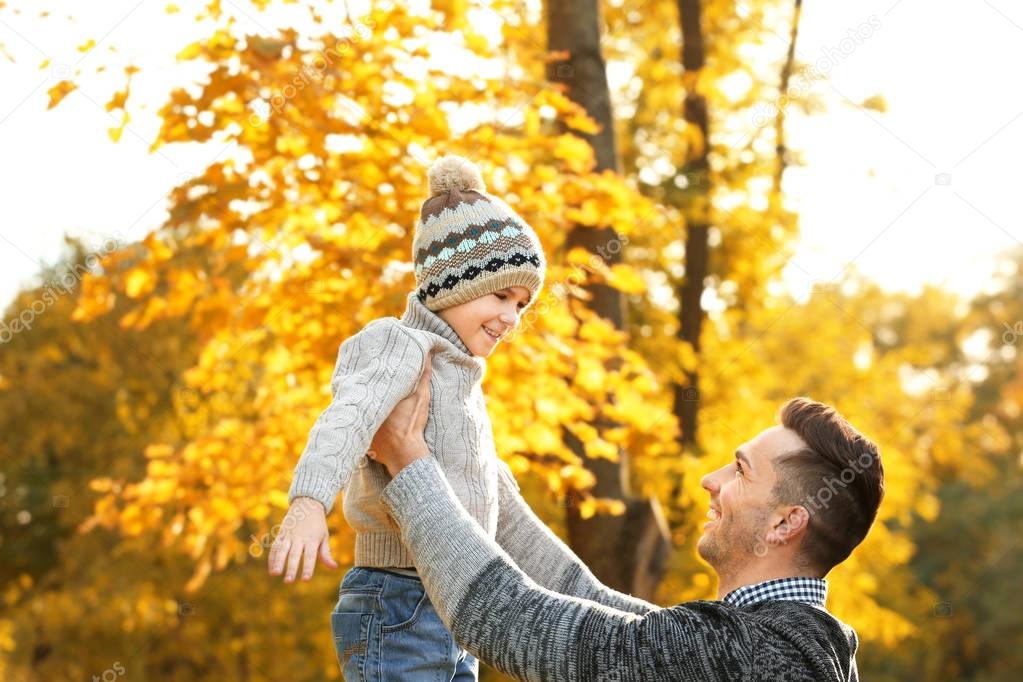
[368,352,432,478]
[267,496,338,583]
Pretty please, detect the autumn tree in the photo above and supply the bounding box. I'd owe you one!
[545,0,672,599]
[0,2,994,681]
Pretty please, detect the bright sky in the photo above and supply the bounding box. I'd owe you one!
[780,0,1023,300]
[0,0,1020,311]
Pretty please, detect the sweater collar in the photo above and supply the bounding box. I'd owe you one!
[400,292,474,358]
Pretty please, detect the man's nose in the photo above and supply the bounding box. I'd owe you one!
[701,465,724,494]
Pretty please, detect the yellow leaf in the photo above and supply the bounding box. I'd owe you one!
[184,556,212,593]
[524,423,561,454]
[552,134,594,174]
[861,95,887,113]
[606,264,646,294]
[176,41,203,62]
[677,340,698,373]
[145,444,174,459]
[106,87,129,112]
[210,498,237,520]
[593,498,626,516]
[122,504,144,535]
[578,497,597,520]
[585,438,619,461]
[46,80,77,110]
[566,246,598,268]
[124,267,155,298]
[564,111,600,135]
[575,355,605,393]
[88,478,114,493]
[144,233,174,261]
[108,110,130,142]
[77,39,96,53]
[579,317,618,343]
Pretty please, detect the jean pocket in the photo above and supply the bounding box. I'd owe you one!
[332,611,374,682]
[379,587,452,678]
[379,578,430,633]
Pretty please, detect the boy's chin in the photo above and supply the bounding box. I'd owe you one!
[470,343,497,357]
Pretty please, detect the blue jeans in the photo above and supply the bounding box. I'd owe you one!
[331,566,479,682]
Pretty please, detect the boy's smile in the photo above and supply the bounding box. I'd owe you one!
[437,286,532,357]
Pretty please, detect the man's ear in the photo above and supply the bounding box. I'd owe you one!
[767,505,810,546]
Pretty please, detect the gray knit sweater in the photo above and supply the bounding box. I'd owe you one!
[288,290,501,566]
[381,457,862,682]
[287,292,658,611]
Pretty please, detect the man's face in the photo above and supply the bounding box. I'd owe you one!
[697,425,807,573]
[436,286,531,357]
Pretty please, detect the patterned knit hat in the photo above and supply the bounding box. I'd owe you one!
[413,155,546,311]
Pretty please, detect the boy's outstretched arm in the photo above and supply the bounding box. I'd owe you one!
[268,320,426,583]
[287,319,426,513]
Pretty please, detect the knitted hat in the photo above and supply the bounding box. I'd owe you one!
[412,155,546,312]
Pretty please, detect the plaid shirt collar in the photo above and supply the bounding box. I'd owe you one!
[722,577,828,609]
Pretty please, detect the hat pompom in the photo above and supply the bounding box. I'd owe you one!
[428,155,486,195]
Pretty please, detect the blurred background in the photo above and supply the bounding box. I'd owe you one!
[1,0,1020,680]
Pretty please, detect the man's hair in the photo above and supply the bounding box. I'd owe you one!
[772,397,885,574]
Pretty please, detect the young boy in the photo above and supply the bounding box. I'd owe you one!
[282,155,546,680]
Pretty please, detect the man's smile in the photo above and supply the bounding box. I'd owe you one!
[705,504,722,530]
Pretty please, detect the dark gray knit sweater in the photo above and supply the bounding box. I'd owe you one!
[381,457,861,682]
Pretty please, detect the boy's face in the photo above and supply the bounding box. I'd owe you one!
[436,286,531,357]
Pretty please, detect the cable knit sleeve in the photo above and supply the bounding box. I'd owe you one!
[494,460,659,616]
[287,320,426,513]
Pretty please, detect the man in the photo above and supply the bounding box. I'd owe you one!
[281,356,884,681]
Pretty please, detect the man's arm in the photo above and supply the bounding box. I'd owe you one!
[381,457,672,682]
[493,460,658,616]
[288,320,426,513]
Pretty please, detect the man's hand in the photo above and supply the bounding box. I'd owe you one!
[368,352,432,478]
[267,495,338,583]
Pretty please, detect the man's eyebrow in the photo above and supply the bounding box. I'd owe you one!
[736,448,753,472]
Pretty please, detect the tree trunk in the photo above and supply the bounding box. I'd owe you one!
[673,0,710,448]
[774,0,804,195]
[547,0,670,599]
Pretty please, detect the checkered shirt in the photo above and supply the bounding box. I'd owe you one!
[723,577,828,609]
